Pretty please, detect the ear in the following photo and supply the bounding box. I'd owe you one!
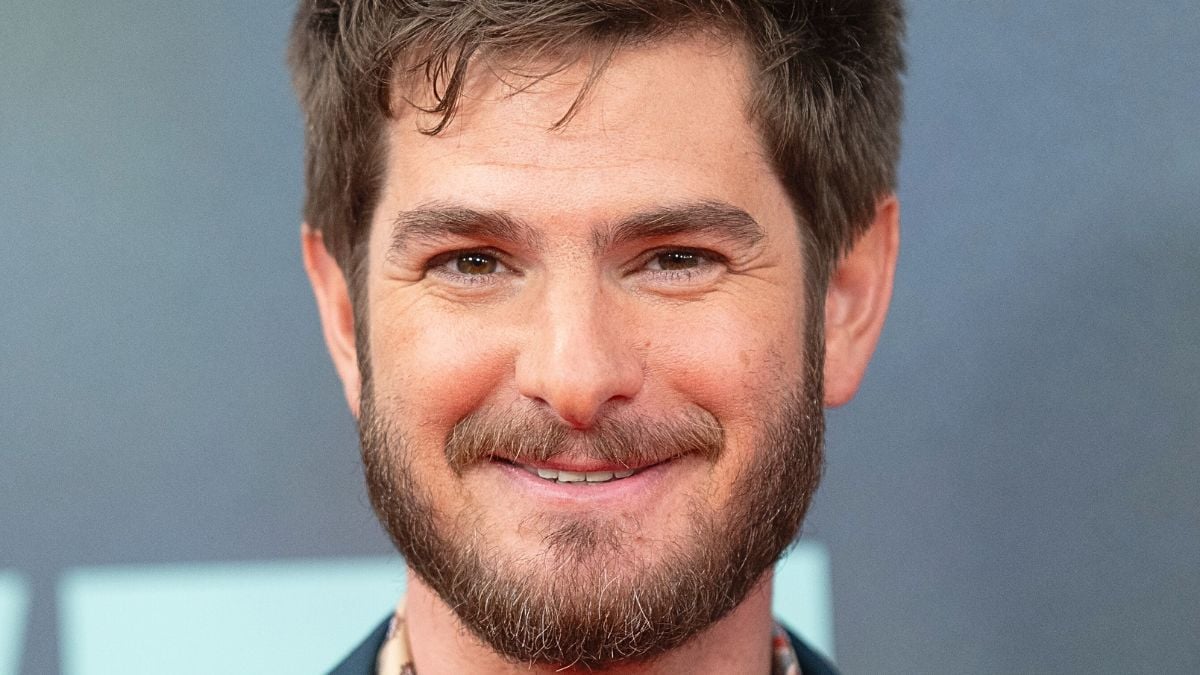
[823,194,899,407]
[301,225,362,418]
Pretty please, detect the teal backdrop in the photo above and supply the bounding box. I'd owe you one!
[2,2,1198,673]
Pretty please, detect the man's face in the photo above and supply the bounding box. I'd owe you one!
[355,37,824,665]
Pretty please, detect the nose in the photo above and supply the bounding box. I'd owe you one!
[515,282,644,428]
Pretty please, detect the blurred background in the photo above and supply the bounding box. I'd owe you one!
[2,1,1197,673]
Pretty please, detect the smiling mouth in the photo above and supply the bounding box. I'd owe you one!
[492,458,651,484]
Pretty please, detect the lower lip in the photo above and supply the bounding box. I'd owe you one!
[488,458,682,506]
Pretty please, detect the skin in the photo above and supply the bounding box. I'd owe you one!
[303,35,898,675]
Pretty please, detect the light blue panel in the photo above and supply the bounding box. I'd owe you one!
[773,541,835,662]
[59,558,405,675]
[0,571,31,675]
[54,550,830,673]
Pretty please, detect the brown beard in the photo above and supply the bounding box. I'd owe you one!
[357,351,825,669]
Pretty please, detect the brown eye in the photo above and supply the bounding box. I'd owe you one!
[654,251,701,271]
[456,253,498,274]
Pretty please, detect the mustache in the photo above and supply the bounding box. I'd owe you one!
[445,406,724,473]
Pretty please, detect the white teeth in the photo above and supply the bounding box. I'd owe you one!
[523,465,639,484]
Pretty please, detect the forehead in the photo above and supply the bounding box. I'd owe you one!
[373,35,794,238]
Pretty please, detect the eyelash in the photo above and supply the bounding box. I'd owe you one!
[425,249,515,285]
[635,248,726,282]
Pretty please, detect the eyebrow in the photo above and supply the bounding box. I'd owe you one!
[594,201,766,253]
[387,199,765,259]
[387,203,543,259]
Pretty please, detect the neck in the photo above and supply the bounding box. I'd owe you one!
[404,569,777,675]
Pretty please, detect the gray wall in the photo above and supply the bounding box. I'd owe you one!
[2,2,1197,673]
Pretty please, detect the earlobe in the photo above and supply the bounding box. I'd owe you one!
[301,225,363,417]
[822,195,899,407]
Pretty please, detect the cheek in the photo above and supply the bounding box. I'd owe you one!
[644,294,808,427]
[367,300,516,437]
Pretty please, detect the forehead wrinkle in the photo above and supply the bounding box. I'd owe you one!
[590,200,766,253]
[388,201,544,258]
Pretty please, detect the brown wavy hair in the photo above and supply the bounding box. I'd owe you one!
[288,0,905,287]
